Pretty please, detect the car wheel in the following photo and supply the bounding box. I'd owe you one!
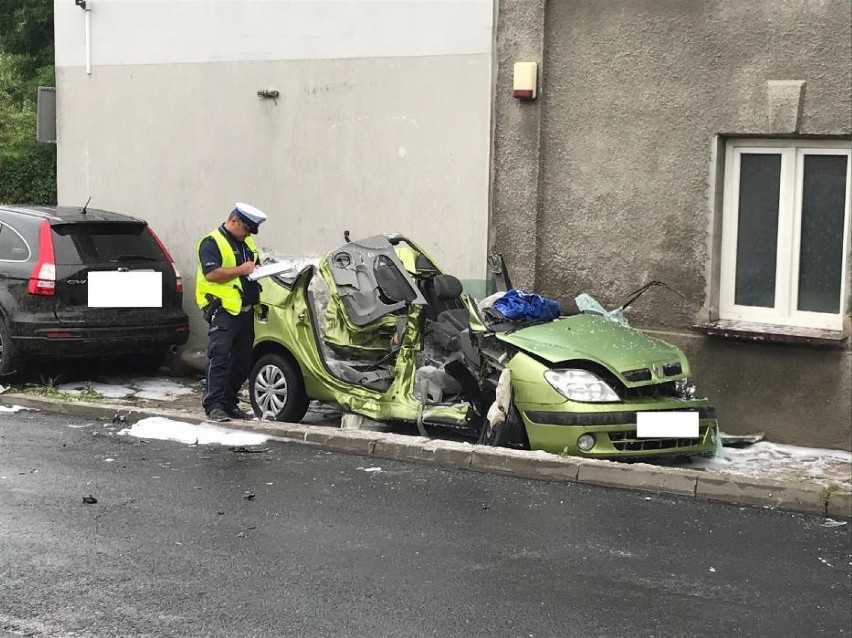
[479,402,513,447]
[478,403,529,449]
[0,318,18,378]
[249,352,309,422]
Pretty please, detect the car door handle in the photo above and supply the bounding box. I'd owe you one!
[298,310,307,322]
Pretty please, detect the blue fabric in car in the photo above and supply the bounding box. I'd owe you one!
[491,288,561,322]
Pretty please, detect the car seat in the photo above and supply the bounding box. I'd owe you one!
[419,274,470,353]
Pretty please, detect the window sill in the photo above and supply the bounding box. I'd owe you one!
[693,320,848,347]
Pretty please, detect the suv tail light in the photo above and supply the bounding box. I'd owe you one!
[27,220,56,296]
[146,226,183,293]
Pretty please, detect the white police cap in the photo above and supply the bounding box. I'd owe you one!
[232,202,268,234]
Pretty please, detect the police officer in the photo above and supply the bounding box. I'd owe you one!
[196,202,267,421]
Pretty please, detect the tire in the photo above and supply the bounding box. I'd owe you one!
[478,402,513,447]
[478,403,530,450]
[0,317,18,378]
[249,352,309,422]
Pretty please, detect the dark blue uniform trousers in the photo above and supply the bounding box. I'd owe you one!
[202,309,254,413]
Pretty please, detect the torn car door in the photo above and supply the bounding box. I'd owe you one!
[325,235,426,326]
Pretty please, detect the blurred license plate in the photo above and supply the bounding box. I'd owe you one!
[88,271,162,308]
[636,411,699,438]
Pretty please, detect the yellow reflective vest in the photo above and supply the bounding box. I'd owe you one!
[195,229,258,315]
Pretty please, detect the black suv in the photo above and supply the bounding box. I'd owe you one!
[0,205,189,376]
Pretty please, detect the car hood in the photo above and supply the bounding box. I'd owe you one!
[494,314,688,384]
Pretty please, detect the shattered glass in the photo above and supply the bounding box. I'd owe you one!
[574,293,630,326]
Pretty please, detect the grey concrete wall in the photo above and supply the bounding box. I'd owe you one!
[54,1,494,353]
[489,0,546,291]
[654,331,852,451]
[492,0,852,449]
[535,0,851,326]
[56,56,492,348]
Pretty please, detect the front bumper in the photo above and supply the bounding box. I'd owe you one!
[521,405,718,458]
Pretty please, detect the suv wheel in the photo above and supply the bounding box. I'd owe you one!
[0,318,17,378]
[249,353,309,422]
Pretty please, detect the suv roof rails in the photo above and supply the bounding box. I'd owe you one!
[0,206,62,220]
[0,206,143,224]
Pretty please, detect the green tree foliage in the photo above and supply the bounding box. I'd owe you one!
[0,0,56,204]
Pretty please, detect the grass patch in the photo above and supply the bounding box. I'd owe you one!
[19,378,104,402]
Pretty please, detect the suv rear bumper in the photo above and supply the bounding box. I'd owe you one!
[11,321,189,358]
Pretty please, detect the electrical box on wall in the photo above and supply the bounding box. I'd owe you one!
[513,62,538,100]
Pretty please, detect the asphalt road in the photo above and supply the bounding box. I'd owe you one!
[1,410,850,638]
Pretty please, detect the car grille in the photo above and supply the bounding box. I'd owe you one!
[663,362,682,376]
[608,425,709,452]
[623,368,652,382]
[621,382,680,400]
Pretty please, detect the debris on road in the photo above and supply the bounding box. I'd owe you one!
[231,446,270,454]
[82,495,98,504]
[243,492,256,501]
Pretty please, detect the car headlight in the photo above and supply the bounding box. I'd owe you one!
[543,369,620,403]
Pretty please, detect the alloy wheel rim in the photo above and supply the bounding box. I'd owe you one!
[254,364,289,417]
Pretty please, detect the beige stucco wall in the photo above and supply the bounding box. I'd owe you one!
[54,0,494,350]
[492,0,852,449]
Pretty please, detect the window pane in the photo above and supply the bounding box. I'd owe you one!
[798,155,848,314]
[735,154,781,308]
[0,223,30,260]
[51,222,164,265]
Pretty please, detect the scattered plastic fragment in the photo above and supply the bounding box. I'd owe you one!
[231,446,269,454]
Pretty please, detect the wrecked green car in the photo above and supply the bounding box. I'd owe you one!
[247,234,718,459]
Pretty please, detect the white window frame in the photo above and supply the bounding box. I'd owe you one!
[720,139,852,331]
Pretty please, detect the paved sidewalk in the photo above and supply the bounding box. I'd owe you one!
[1,374,850,519]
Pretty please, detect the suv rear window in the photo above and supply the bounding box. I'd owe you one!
[51,222,164,265]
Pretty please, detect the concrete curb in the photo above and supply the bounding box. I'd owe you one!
[2,393,849,518]
[695,474,827,515]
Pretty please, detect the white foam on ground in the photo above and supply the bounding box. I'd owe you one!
[57,378,193,402]
[119,417,268,447]
[129,379,193,401]
[0,405,33,413]
[692,441,852,487]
